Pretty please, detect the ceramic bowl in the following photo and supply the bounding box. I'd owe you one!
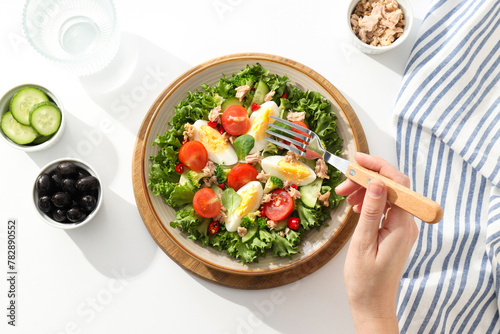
[0,84,65,152]
[347,0,414,54]
[33,158,102,229]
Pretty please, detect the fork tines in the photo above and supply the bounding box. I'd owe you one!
[263,136,306,157]
[269,116,314,136]
[264,117,313,157]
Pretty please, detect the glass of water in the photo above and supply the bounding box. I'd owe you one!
[23,0,119,76]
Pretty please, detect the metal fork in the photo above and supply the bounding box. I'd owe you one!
[264,116,442,224]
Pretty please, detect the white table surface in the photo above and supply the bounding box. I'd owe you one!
[0,1,430,333]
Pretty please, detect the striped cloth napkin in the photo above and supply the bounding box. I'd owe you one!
[394,0,500,332]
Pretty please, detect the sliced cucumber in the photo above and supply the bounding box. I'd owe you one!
[300,178,324,208]
[221,97,243,112]
[10,87,49,125]
[29,102,61,136]
[274,220,288,231]
[252,81,270,106]
[242,224,258,243]
[211,184,223,198]
[1,112,38,145]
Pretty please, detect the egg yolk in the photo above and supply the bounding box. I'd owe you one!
[235,186,259,217]
[199,125,228,153]
[249,107,274,141]
[277,160,311,184]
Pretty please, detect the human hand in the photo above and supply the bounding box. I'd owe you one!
[336,153,418,334]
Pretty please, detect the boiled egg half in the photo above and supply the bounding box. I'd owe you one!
[225,181,263,232]
[246,101,280,154]
[193,120,238,166]
[261,155,316,186]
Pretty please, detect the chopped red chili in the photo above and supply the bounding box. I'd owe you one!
[251,103,261,111]
[175,163,184,174]
[207,121,218,128]
[208,221,219,235]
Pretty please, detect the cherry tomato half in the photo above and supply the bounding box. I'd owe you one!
[193,188,221,218]
[227,164,258,191]
[178,140,208,172]
[222,105,251,136]
[291,121,311,145]
[263,189,294,221]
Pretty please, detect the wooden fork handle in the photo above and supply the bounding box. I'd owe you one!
[346,162,443,224]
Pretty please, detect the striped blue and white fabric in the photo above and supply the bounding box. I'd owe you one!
[394,0,500,332]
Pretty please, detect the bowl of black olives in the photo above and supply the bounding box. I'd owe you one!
[33,158,102,229]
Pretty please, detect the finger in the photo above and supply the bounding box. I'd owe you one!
[353,203,362,213]
[353,200,391,214]
[354,152,410,187]
[347,187,366,206]
[354,178,387,241]
[378,207,419,257]
[335,179,362,196]
[381,205,416,237]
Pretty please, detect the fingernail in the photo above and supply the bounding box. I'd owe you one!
[367,180,384,198]
[355,152,368,158]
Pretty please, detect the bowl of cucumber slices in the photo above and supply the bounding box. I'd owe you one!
[0,84,65,152]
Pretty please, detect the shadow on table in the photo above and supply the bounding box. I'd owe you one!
[342,91,398,164]
[28,114,156,277]
[190,253,352,334]
[66,187,157,278]
[27,112,118,184]
[78,32,191,136]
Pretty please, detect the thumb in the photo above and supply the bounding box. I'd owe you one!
[356,178,387,240]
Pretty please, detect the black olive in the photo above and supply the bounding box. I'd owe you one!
[80,195,97,212]
[38,196,52,213]
[36,173,53,195]
[61,178,77,194]
[56,162,77,179]
[51,192,72,208]
[77,167,91,179]
[50,172,62,189]
[75,176,99,193]
[89,188,99,199]
[67,207,86,223]
[52,209,67,222]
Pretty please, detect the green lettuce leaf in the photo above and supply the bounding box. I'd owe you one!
[295,200,330,230]
[170,205,210,245]
[271,234,299,258]
[171,91,219,128]
[287,85,343,155]
[166,183,196,208]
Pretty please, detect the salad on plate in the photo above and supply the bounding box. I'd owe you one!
[148,64,345,264]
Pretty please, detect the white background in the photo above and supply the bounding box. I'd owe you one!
[0,0,430,333]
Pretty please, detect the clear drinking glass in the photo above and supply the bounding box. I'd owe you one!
[23,0,119,76]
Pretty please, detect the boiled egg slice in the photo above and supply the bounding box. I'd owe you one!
[246,101,280,154]
[193,120,238,166]
[225,181,263,232]
[261,155,316,186]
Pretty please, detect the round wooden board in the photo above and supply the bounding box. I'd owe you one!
[132,53,368,289]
